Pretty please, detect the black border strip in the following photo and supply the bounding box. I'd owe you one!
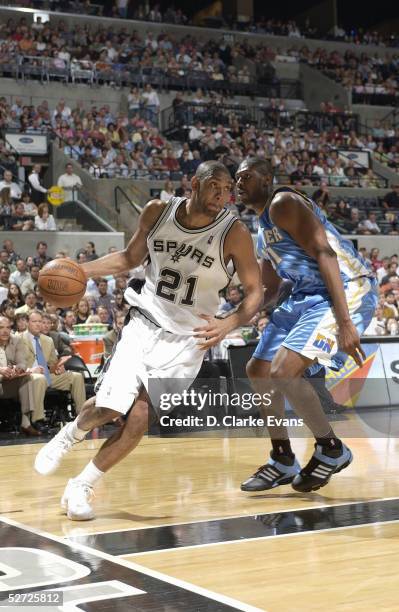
[68,497,399,556]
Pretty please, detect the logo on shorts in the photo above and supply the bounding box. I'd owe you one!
[313,333,335,353]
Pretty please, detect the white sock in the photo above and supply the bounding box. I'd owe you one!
[75,460,104,487]
[67,420,88,442]
[21,414,30,428]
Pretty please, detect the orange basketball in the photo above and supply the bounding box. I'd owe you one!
[38,258,87,308]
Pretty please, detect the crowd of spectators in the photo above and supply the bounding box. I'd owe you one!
[1,91,389,188]
[0,234,397,436]
[0,238,396,360]
[0,171,57,232]
[1,15,399,105]
[16,1,399,49]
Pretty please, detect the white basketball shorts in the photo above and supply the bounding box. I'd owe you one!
[95,308,205,415]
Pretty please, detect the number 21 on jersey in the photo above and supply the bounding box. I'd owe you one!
[155,267,198,306]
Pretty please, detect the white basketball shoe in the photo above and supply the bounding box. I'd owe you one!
[34,423,77,475]
[61,479,95,521]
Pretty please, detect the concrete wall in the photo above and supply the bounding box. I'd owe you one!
[353,104,396,130]
[300,64,351,111]
[1,231,125,259]
[372,159,399,186]
[0,78,127,114]
[343,235,399,257]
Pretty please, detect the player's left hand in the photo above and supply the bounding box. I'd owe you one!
[194,314,235,350]
[337,321,366,367]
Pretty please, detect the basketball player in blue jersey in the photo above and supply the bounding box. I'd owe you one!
[236,157,378,493]
[34,161,263,520]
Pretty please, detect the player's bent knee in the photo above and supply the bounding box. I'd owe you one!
[246,358,271,380]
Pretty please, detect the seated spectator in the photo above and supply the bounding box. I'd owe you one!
[370,248,383,271]
[2,240,19,267]
[10,203,34,231]
[0,170,22,201]
[7,284,24,309]
[219,285,243,313]
[14,313,28,335]
[97,305,113,329]
[329,199,351,223]
[0,187,13,229]
[380,262,398,286]
[62,310,77,335]
[22,311,86,430]
[0,266,10,293]
[160,179,175,202]
[41,313,72,357]
[343,208,361,234]
[85,241,98,262]
[20,264,40,297]
[382,184,399,211]
[0,300,16,324]
[0,316,38,436]
[96,278,113,313]
[21,191,37,217]
[112,289,128,314]
[357,212,381,235]
[33,241,52,268]
[103,311,126,359]
[383,291,398,318]
[35,204,57,231]
[15,291,38,315]
[74,297,91,324]
[312,183,330,209]
[364,305,386,336]
[9,258,30,288]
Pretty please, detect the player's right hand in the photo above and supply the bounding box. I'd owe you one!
[194,314,236,350]
[337,321,366,368]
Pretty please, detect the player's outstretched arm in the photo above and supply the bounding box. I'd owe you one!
[194,221,263,350]
[80,200,166,279]
[269,192,365,366]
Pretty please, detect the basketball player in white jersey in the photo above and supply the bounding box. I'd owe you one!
[34,161,263,520]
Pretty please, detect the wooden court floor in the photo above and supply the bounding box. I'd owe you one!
[1,418,399,611]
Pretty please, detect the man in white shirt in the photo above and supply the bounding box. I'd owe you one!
[358,212,381,235]
[52,99,71,122]
[141,84,160,123]
[189,122,204,142]
[10,258,30,288]
[28,164,48,205]
[0,170,22,200]
[57,163,83,202]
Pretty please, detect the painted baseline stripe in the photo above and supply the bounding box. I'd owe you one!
[68,498,399,556]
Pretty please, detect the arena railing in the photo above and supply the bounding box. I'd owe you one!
[114,185,142,217]
[162,104,360,133]
[12,54,301,101]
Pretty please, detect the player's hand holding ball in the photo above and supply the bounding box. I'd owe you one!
[38,258,87,308]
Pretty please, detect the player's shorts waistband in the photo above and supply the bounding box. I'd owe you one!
[128,306,171,333]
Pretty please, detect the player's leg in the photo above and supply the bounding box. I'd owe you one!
[241,356,302,491]
[270,346,353,492]
[35,312,145,476]
[61,388,153,521]
[34,394,120,476]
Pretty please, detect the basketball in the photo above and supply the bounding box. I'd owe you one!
[38,258,87,308]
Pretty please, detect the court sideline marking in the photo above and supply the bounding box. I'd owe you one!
[0,515,265,612]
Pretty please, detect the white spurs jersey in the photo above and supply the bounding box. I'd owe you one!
[124,196,238,335]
